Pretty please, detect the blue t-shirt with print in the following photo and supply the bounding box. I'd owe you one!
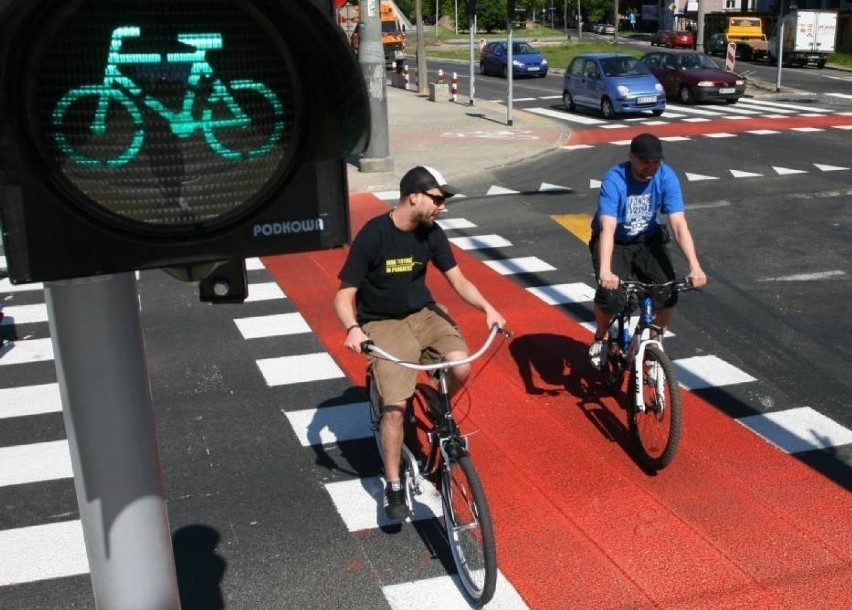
[591,161,684,242]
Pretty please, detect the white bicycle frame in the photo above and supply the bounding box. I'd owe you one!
[633,328,665,412]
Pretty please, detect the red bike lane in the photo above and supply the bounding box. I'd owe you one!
[263,193,851,609]
[565,112,852,147]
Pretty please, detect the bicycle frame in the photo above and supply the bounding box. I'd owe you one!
[608,282,678,411]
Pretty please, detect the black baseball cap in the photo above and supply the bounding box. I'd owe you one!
[630,133,664,159]
[399,166,459,198]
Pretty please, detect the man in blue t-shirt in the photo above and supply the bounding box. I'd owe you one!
[334,166,505,521]
[588,133,707,369]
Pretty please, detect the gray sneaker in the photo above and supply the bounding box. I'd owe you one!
[588,339,605,370]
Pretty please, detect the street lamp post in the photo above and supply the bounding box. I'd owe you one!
[577,0,582,40]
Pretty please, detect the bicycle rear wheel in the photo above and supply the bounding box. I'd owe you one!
[628,344,682,471]
[441,455,497,605]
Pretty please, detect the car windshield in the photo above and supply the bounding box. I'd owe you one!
[679,53,718,70]
[513,42,537,55]
[600,57,649,77]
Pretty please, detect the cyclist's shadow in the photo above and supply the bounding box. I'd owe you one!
[304,386,380,480]
[508,333,634,448]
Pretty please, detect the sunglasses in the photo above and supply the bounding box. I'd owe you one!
[421,191,446,206]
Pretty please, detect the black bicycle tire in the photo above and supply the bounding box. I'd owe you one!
[441,455,497,605]
[628,343,682,471]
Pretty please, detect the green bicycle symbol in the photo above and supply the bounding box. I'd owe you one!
[52,26,285,168]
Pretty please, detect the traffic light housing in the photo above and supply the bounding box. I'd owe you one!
[0,0,369,284]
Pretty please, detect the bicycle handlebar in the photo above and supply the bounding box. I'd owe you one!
[619,278,694,295]
[361,324,511,371]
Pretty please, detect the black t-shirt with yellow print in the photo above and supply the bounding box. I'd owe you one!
[338,212,457,322]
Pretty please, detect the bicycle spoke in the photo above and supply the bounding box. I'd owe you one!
[629,344,682,471]
[441,456,497,605]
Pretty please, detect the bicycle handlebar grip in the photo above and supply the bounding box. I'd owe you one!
[360,340,374,353]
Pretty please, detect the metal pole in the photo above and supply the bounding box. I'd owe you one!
[775,18,785,92]
[612,0,618,43]
[507,14,514,126]
[358,0,393,172]
[45,273,179,610]
[416,0,428,94]
[577,0,582,40]
[774,0,787,92]
[469,13,476,105]
[696,0,705,53]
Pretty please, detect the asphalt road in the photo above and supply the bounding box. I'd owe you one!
[2,71,850,607]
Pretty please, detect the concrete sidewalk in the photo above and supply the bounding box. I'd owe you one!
[346,84,570,195]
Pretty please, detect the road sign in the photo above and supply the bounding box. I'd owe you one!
[0,0,368,285]
[725,41,737,71]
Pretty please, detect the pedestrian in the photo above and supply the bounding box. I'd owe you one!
[587,133,707,369]
[333,165,505,521]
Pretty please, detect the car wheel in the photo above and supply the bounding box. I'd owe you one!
[679,85,693,104]
[725,98,738,104]
[501,65,507,78]
[652,108,664,116]
[601,97,616,119]
[563,90,576,112]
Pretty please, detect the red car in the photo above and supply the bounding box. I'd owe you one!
[639,50,746,104]
[671,30,695,49]
[650,30,672,47]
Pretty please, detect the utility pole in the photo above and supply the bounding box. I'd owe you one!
[696,0,705,52]
[416,0,428,94]
[577,0,582,40]
[612,0,618,43]
[358,0,393,172]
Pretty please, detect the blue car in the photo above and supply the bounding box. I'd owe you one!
[480,40,548,78]
[562,53,665,119]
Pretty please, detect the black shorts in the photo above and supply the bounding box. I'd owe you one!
[589,230,678,315]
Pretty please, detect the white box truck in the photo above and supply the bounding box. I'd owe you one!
[768,10,838,69]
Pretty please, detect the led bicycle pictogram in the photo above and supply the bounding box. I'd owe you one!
[52,26,285,168]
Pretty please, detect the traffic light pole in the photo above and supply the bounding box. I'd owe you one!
[357,0,393,173]
[45,273,179,610]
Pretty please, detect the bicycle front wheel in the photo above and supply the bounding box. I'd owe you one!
[628,344,682,471]
[441,455,497,605]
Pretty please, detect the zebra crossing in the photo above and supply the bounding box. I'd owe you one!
[512,95,852,127]
[0,256,89,590]
[3,195,852,603]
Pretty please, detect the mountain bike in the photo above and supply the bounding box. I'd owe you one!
[52,26,285,168]
[362,324,510,606]
[600,279,695,471]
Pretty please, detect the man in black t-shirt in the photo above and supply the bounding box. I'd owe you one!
[334,166,505,521]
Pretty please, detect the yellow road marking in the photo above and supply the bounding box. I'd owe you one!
[551,214,592,244]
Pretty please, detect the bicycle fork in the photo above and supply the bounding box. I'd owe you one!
[632,297,665,413]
